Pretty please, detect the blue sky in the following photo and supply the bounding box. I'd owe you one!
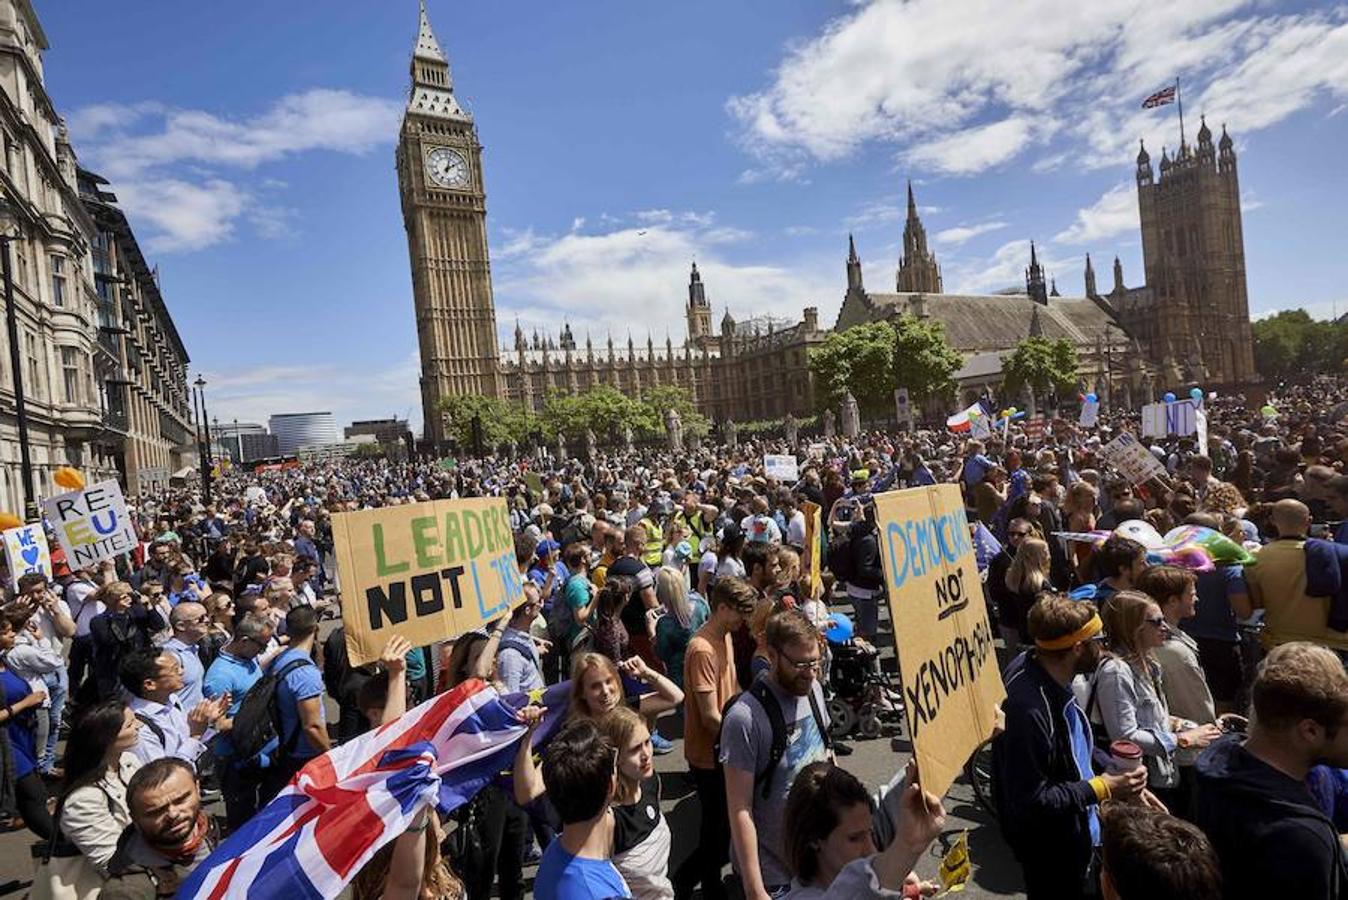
[37,1,1348,432]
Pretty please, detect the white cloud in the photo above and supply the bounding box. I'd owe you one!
[843,200,900,232]
[494,212,838,349]
[208,351,424,432]
[731,0,1348,177]
[1054,183,1137,244]
[68,88,400,253]
[935,220,1008,246]
[113,179,249,253]
[905,116,1038,176]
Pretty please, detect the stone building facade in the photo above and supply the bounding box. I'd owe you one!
[0,1,145,511]
[1112,122,1256,385]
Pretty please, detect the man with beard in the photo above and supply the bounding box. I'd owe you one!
[103,759,219,899]
[720,608,832,900]
[992,594,1155,898]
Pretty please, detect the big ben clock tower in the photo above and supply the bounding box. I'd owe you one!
[397,1,501,448]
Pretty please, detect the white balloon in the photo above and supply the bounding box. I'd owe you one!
[1114,519,1163,548]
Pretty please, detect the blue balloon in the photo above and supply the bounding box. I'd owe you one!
[1086,392,1097,403]
[1163,392,1177,403]
[824,612,854,644]
[1190,387,1204,401]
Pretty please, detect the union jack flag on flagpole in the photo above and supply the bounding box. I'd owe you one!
[1142,84,1176,108]
[178,678,568,900]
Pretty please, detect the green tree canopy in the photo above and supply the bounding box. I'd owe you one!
[1001,336,1080,401]
[1252,309,1348,377]
[892,313,963,403]
[439,394,528,450]
[640,384,710,438]
[808,321,897,415]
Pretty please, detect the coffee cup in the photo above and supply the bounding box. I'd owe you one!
[1109,739,1144,774]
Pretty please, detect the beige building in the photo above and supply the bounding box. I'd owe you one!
[0,1,120,513]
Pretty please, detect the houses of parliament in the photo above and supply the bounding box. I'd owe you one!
[397,3,1256,447]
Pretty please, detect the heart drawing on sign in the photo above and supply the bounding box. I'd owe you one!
[20,546,39,566]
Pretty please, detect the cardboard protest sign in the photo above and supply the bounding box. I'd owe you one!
[763,453,799,482]
[801,501,823,600]
[2,523,50,589]
[1099,432,1168,486]
[43,480,137,568]
[333,496,525,666]
[1141,399,1199,439]
[1024,415,1046,440]
[874,483,1005,797]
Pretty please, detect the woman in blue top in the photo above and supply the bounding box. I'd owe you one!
[653,567,708,689]
[0,607,53,838]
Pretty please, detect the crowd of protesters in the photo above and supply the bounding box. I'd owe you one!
[2,377,1348,897]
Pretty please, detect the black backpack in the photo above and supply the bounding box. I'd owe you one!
[718,676,833,799]
[229,656,315,763]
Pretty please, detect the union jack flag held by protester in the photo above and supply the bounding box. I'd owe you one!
[1142,85,1176,108]
[178,678,568,899]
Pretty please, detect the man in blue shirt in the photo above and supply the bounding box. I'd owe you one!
[162,602,208,710]
[120,649,228,768]
[259,606,328,805]
[203,614,275,828]
[535,718,631,900]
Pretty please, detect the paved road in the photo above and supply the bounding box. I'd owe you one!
[0,604,1028,899]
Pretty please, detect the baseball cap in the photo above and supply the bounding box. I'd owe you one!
[536,539,560,559]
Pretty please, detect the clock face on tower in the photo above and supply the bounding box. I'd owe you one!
[425,146,470,189]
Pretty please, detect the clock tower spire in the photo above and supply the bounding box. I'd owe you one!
[397,0,502,447]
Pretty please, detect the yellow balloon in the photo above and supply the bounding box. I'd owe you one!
[53,467,85,491]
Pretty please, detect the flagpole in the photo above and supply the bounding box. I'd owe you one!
[1176,76,1185,150]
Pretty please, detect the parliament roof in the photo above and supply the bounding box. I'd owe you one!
[855,291,1122,352]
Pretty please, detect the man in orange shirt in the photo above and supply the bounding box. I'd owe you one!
[672,577,756,900]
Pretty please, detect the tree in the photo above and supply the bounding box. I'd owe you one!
[542,386,653,440]
[809,321,897,415]
[439,394,527,450]
[892,314,963,404]
[351,442,385,459]
[640,384,710,438]
[1252,309,1348,378]
[1001,337,1079,405]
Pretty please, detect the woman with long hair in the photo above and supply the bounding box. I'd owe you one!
[48,699,142,880]
[1000,538,1053,648]
[653,566,709,689]
[1092,590,1222,810]
[596,706,673,900]
[715,525,747,582]
[781,762,942,899]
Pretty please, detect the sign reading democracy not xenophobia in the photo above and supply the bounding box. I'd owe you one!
[874,483,1006,797]
[2,523,50,589]
[333,496,525,666]
[43,480,137,569]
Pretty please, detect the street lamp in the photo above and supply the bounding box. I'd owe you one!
[0,198,37,520]
[193,374,213,504]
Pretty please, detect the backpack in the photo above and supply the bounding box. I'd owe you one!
[548,576,587,642]
[718,675,833,799]
[827,530,855,584]
[229,656,315,764]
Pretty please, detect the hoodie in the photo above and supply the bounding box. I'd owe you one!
[1195,735,1347,900]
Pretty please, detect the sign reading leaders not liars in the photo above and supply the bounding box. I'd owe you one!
[333,496,525,667]
[43,480,137,569]
[873,483,1006,797]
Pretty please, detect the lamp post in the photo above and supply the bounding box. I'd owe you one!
[193,375,213,504]
[0,199,36,520]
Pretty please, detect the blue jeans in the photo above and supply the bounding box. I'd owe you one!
[40,667,67,772]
